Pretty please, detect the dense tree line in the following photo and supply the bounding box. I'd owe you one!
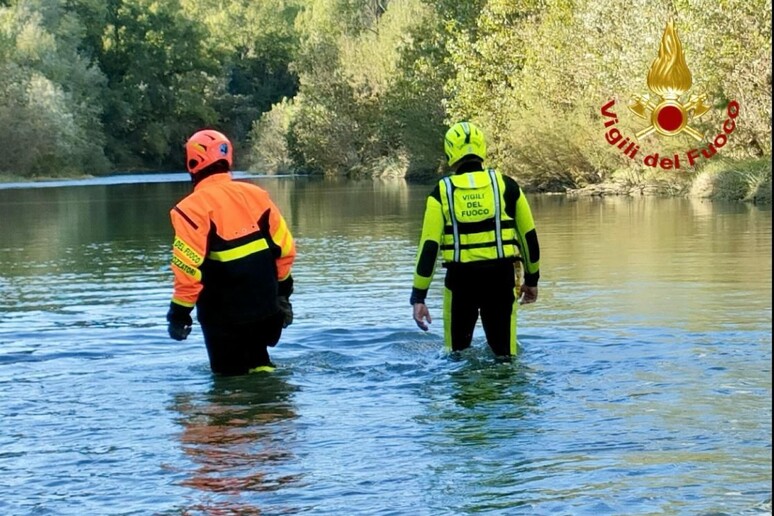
[1,0,300,176]
[1,0,770,189]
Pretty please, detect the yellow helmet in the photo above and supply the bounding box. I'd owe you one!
[444,121,486,167]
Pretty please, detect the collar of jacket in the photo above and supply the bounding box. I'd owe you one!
[455,160,485,174]
[194,171,232,190]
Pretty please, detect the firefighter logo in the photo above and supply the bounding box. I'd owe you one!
[628,19,711,141]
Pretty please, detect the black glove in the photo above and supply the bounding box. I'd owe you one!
[278,275,294,298]
[167,302,193,341]
[277,296,293,328]
[277,276,294,328]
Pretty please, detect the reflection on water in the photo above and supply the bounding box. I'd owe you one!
[171,372,302,513]
[447,360,535,412]
[415,356,547,513]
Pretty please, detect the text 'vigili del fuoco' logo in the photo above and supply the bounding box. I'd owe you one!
[600,19,740,169]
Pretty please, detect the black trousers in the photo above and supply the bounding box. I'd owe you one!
[443,260,519,357]
[200,311,284,375]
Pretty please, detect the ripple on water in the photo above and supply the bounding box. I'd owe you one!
[0,186,770,514]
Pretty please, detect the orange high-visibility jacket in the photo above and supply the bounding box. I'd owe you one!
[169,173,296,325]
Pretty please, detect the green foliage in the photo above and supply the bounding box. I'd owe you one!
[440,0,771,188]
[247,97,296,174]
[690,157,772,203]
[183,0,301,152]
[273,0,434,177]
[2,0,301,175]
[0,0,108,177]
[380,0,459,176]
[94,0,223,169]
[0,0,769,183]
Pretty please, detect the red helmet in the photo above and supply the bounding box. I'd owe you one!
[185,129,233,174]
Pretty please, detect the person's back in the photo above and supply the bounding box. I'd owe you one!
[175,175,293,326]
[410,122,540,357]
[166,129,296,375]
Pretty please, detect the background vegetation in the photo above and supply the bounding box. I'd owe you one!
[1,0,770,199]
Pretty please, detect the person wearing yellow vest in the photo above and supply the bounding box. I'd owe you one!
[410,122,540,357]
[166,129,296,375]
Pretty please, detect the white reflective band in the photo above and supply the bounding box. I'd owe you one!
[488,168,504,259]
[443,177,460,262]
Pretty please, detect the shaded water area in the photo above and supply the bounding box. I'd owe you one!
[0,174,770,515]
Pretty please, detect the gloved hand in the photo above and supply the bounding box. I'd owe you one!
[277,276,294,328]
[167,302,193,341]
[277,296,293,328]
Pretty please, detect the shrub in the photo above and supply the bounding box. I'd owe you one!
[690,157,772,203]
[246,97,297,175]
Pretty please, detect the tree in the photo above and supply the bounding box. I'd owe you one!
[0,0,109,176]
[182,0,302,163]
[268,0,440,177]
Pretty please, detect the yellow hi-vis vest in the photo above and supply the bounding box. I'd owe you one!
[438,169,520,264]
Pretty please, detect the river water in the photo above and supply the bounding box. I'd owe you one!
[0,174,770,515]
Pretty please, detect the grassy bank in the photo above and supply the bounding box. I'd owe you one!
[567,157,771,205]
[689,157,772,204]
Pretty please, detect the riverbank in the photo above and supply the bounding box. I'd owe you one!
[0,174,96,183]
[2,157,770,205]
[0,169,180,184]
[567,157,772,205]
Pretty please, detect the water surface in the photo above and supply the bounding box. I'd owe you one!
[0,175,770,514]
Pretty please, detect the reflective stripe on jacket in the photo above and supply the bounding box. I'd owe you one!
[439,169,519,264]
[170,173,296,324]
[412,168,539,297]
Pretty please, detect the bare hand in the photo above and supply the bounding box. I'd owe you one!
[413,303,432,331]
[519,285,538,305]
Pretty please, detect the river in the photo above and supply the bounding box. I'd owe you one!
[0,174,770,515]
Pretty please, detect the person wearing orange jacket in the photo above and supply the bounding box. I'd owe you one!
[166,129,296,375]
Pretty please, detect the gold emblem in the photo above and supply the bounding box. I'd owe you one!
[629,19,711,141]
